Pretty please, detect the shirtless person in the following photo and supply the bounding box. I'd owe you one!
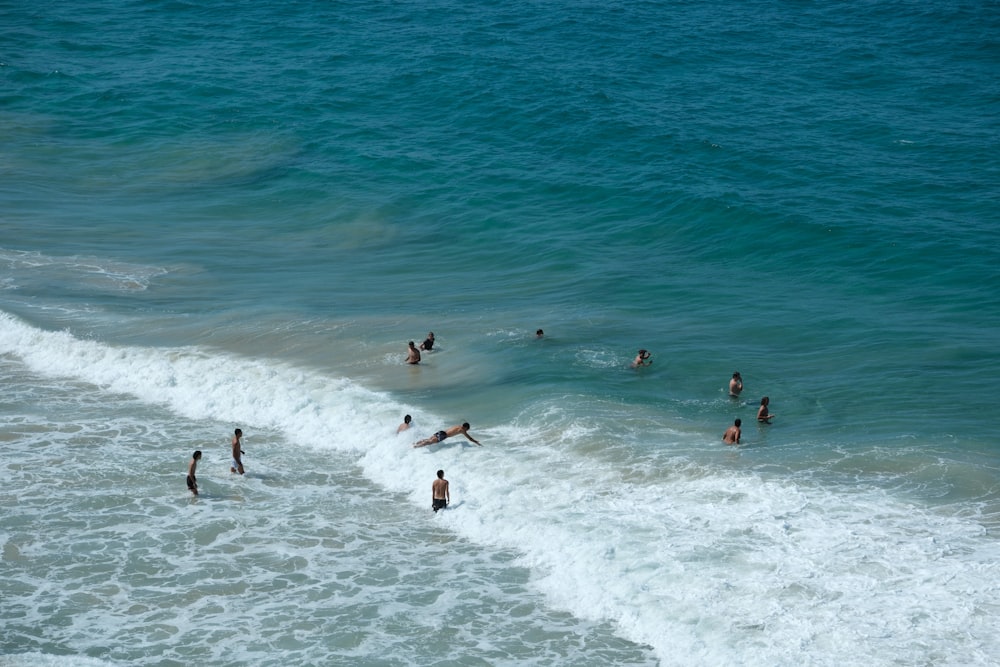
[757,397,775,424]
[419,332,435,351]
[231,428,245,474]
[432,470,449,512]
[187,450,202,495]
[406,341,421,365]
[631,349,652,368]
[729,372,743,397]
[414,423,482,448]
[397,414,413,433]
[723,419,742,445]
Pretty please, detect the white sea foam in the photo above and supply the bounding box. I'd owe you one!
[2,311,997,665]
[0,654,116,667]
[0,248,167,293]
[0,367,642,665]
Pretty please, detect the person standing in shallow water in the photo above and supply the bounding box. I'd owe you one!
[406,341,421,365]
[432,470,449,512]
[231,428,245,474]
[419,332,435,351]
[729,372,743,397]
[723,419,741,445]
[757,397,775,424]
[187,450,202,495]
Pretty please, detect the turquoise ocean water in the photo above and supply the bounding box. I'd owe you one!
[2,1,999,665]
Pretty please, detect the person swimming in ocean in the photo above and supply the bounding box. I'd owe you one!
[419,332,435,351]
[413,423,482,448]
[631,349,652,368]
[397,414,413,433]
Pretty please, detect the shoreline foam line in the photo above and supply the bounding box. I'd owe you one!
[2,310,997,664]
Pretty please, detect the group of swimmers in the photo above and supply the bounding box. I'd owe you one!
[185,335,776,500]
[397,412,483,448]
[406,332,436,364]
[399,330,501,510]
[722,371,776,445]
[627,359,777,445]
[408,330,548,366]
[400,336,778,508]
[395,416,462,511]
[627,359,776,445]
[186,428,245,496]
[628,356,777,446]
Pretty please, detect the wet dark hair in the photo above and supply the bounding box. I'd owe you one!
[193,450,202,459]
[404,415,411,423]
[462,422,470,429]
[734,419,741,427]
[437,470,444,478]
[235,428,242,435]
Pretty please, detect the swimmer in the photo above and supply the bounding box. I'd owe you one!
[187,450,202,495]
[729,372,743,397]
[397,414,413,433]
[419,332,435,351]
[723,419,741,445]
[631,349,652,368]
[414,423,482,448]
[231,428,245,474]
[432,469,449,512]
[757,397,775,424]
[536,329,544,338]
[406,341,421,365]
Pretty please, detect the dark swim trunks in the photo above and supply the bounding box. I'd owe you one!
[432,498,448,512]
[435,431,448,442]
[186,475,196,490]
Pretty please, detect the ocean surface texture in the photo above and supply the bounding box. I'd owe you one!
[2,1,999,665]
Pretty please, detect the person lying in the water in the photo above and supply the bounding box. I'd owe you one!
[413,423,482,448]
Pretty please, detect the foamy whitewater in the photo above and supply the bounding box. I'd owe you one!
[2,1,999,665]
